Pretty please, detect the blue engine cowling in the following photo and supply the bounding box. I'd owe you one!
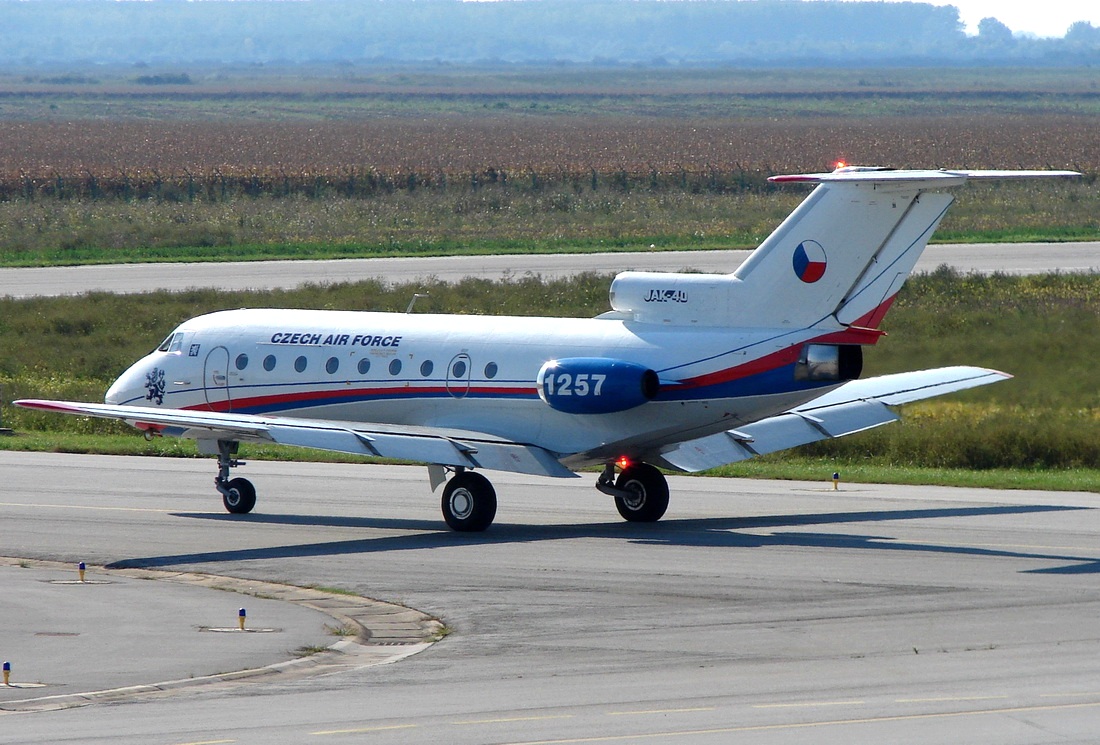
[537,358,659,415]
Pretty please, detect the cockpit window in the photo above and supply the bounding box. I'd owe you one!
[157,332,184,354]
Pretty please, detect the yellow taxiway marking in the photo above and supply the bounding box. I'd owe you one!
[607,707,715,716]
[752,700,864,709]
[456,715,575,725]
[311,724,418,736]
[497,698,1100,745]
[172,740,235,745]
[0,501,174,514]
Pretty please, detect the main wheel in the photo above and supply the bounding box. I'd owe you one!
[222,477,257,514]
[614,463,669,523]
[441,472,497,532]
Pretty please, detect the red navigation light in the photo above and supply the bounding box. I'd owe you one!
[617,456,631,470]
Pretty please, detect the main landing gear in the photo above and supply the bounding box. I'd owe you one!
[213,440,256,515]
[596,461,670,523]
[435,460,670,532]
[441,468,498,532]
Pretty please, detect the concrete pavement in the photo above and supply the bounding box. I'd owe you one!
[0,557,441,711]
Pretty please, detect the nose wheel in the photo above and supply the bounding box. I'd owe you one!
[221,477,256,514]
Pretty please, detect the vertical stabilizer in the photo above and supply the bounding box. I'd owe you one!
[725,167,1078,330]
[606,168,1078,329]
[728,171,961,329]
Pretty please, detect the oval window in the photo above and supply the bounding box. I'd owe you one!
[452,359,468,378]
[235,353,249,370]
[420,360,434,377]
[326,357,339,374]
[263,355,276,371]
[294,356,308,373]
[357,358,371,375]
[389,359,403,376]
[484,362,499,379]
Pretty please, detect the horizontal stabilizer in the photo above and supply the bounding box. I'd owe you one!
[769,168,1081,185]
[656,366,1010,473]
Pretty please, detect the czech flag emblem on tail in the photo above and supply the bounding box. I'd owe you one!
[793,240,827,283]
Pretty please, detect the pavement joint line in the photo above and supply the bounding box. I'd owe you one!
[0,556,444,712]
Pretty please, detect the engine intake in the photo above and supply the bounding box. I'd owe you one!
[537,358,659,415]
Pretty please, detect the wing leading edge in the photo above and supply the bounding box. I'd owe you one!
[655,366,1010,473]
[12,399,578,479]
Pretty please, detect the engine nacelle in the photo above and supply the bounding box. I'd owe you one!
[537,358,659,415]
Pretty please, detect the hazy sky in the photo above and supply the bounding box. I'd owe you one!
[872,0,1097,37]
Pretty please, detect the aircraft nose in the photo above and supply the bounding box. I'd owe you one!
[105,361,152,405]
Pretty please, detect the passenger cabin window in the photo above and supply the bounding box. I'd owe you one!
[235,354,249,370]
[389,359,402,376]
[420,360,434,377]
[485,362,499,379]
[294,356,308,373]
[263,355,276,371]
[326,357,339,374]
[357,359,371,375]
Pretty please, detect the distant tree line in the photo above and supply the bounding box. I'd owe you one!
[1,0,1098,68]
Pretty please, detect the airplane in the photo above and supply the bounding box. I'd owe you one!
[16,166,1079,531]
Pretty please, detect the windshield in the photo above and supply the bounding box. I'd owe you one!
[156,331,185,354]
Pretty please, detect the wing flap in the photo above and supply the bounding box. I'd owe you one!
[658,400,899,472]
[656,365,1008,473]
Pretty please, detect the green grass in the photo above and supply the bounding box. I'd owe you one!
[710,459,1099,493]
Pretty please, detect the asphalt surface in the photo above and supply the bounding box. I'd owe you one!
[1,241,1098,297]
[2,452,1099,744]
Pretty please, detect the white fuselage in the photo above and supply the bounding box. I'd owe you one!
[105,307,843,467]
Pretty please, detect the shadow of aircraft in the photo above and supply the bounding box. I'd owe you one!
[104,503,1100,574]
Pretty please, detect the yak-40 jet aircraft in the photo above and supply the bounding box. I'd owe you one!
[17,166,1079,531]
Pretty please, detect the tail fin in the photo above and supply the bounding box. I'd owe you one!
[607,167,1077,329]
[729,167,1079,330]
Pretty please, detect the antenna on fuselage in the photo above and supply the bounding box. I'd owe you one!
[406,293,429,313]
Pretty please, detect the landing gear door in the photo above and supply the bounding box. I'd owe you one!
[204,346,232,411]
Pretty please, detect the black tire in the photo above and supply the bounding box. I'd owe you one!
[222,477,257,514]
[614,463,669,523]
[441,472,497,532]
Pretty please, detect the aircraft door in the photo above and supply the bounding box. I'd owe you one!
[446,354,472,399]
[204,346,232,411]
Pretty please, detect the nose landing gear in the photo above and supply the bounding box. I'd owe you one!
[212,440,256,514]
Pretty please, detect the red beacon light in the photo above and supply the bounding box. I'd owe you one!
[833,160,849,171]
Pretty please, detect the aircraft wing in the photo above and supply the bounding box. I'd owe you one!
[654,366,1009,473]
[13,399,579,479]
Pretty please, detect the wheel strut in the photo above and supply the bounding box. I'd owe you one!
[213,440,243,498]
